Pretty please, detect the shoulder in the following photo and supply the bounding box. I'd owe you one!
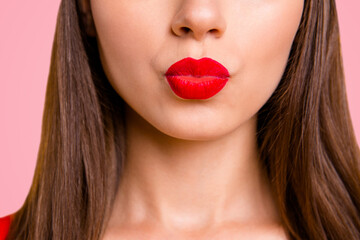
[0,214,14,240]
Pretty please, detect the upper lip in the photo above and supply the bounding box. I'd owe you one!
[165,57,230,78]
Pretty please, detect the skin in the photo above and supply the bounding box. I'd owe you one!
[80,0,304,239]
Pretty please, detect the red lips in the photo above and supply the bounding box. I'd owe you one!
[165,57,229,99]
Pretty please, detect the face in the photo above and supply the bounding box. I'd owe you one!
[89,0,304,140]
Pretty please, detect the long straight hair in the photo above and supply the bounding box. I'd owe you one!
[7,0,360,239]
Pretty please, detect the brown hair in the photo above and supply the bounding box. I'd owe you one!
[7,0,360,239]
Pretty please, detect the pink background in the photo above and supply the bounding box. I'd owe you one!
[0,1,359,217]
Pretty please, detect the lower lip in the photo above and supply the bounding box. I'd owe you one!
[165,75,228,100]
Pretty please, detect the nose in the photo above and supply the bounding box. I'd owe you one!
[171,0,226,41]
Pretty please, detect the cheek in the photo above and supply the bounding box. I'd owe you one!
[248,1,303,70]
[90,1,164,99]
[230,0,303,113]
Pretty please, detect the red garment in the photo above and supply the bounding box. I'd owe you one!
[0,214,12,240]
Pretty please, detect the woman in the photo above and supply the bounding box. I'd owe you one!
[1,0,359,239]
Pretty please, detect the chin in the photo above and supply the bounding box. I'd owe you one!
[152,117,236,141]
[163,129,222,141]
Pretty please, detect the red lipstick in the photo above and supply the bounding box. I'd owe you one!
[165,57,229,99]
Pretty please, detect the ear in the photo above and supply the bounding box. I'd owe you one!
[78,0,97,37]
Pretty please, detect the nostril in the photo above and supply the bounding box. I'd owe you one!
[179,27,217,36]
[180,27,191,34]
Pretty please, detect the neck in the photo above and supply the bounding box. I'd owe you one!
[110,104,280,231]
